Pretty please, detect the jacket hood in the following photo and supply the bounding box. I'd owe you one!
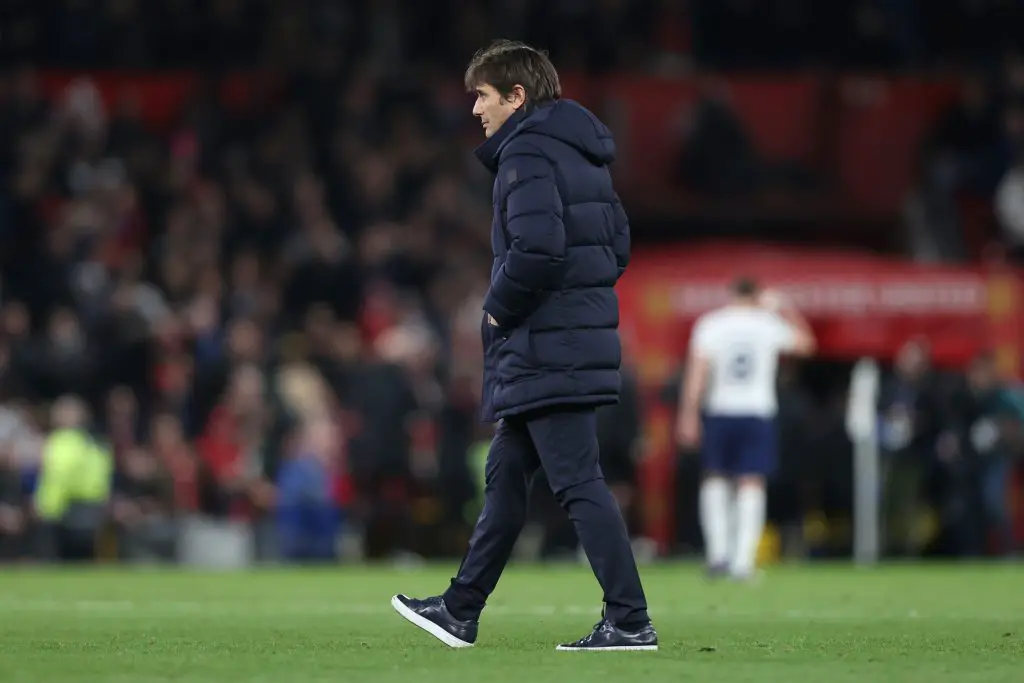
[474,99,617,171]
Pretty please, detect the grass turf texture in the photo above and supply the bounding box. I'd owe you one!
[1,564,1021,682]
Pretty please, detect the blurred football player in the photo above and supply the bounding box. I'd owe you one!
[677,277,815,580]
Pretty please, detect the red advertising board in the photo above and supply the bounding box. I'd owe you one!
[35,71,278,129]
[618,243,1024,550]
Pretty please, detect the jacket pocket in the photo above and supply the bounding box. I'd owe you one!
[496,324,537,382]
[525,327,575,371]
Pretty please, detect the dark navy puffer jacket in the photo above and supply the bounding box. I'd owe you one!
[475,99,630,423]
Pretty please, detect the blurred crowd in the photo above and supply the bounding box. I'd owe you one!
[913,53,1024,261]
[0,54,644,562]
[2,1,1023,565]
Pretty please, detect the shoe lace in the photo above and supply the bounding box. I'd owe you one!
[575,620,611,645]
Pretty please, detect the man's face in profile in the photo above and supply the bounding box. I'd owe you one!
[472,83,521,138]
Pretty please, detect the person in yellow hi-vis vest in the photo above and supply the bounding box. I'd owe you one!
[34,395,113,562]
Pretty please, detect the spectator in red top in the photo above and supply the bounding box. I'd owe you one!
[195,363,274,519]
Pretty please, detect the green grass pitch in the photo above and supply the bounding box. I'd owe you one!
[1,563,1021,682]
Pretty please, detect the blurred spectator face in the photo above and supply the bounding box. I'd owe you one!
[375,324,436,374]
[151,413,185,452]
[895,340,929,381]
[158,352,193,402]
[185,296,221,337]
[304,304,335,352]
[0,404,43,470]
[197,264,224,299]
[229,365,265,414]
[60,78,107,142]
[61,197,105,238]
[51,395,87,430]
[302,417,338,461]
[123,446,157,481]
[331,322,363,364]
[968,355,998,394]
[359,224,399,266]
[47,309,84,352]
[309,221,347,263]
[357,155,396,205]
[227,318,263,361]
[161,253,192,302]
[236,178,278,222]
[1,303,30,340]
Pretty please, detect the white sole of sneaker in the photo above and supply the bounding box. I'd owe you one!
[555,644,659,652]
[390,595,474,649]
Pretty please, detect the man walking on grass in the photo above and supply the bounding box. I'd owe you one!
[390,39,656,652]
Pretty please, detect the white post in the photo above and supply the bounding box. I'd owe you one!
[846,358,881,566]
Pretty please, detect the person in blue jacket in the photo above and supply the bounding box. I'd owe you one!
[391,39,655,652]
[275,418,339,563]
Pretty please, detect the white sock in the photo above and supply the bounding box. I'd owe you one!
[731,485,766,576]
[699,478,731,567]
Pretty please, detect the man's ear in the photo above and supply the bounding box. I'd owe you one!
[508,84,527,110]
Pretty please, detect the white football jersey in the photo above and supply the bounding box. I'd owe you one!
[690,305,798,418]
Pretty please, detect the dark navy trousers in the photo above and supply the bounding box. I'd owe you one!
[443,407,649,627]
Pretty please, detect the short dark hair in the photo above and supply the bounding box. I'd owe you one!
[464,39,561,106]
[731,276,760,297]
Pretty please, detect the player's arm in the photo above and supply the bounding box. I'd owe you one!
[482,151,566,329]
[680,350,711,418]
[676,321,711,447]
[761,289,816,356]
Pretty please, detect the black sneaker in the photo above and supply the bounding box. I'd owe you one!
[390,594,478,648]
[556,619,659,652]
